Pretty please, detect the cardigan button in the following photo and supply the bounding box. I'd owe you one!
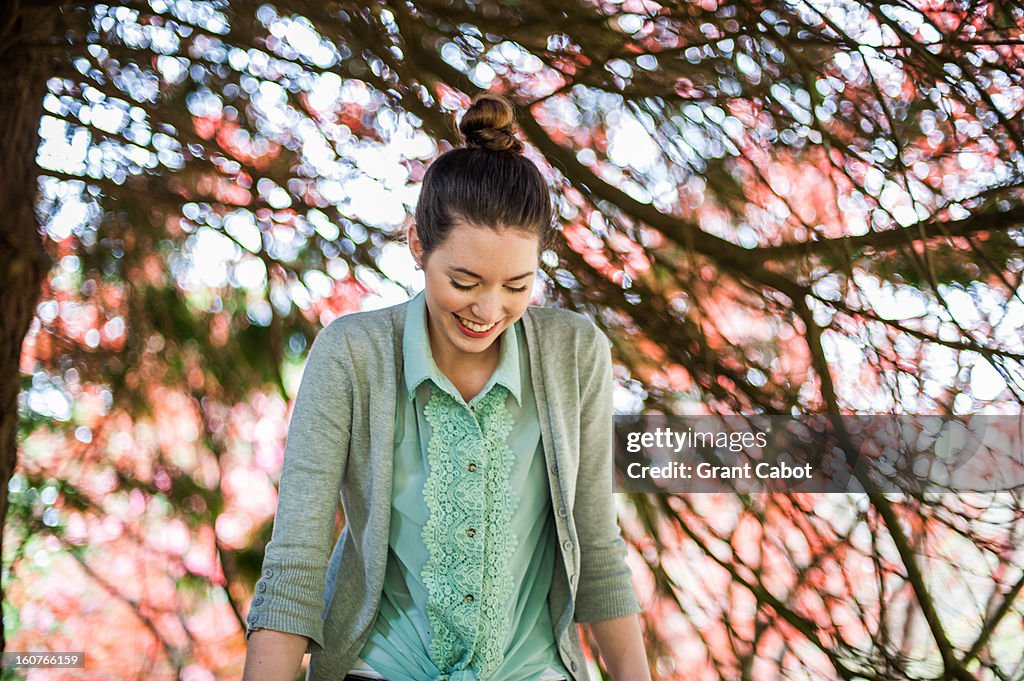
[257,582,267,592]
[263,568,273,578]
[253,596,264,606]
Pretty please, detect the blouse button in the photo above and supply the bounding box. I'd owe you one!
[467,463,478,472]
[557,506,568,518]
[562,539,574,551]
[464,594,475,603]
[466,528,476,538]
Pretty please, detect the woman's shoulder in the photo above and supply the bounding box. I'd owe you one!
[524,304,610,350]
[323,301,402,333]
[312,300,406,357]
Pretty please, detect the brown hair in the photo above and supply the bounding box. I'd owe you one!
[413,93,556,260]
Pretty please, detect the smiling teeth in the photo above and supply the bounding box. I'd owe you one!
[457,316,497,332]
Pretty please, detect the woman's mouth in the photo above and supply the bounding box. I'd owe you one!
[453,313,499,338]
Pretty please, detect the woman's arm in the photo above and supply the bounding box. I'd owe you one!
[242,629,309,681]
[584,614,652,681]
[572,326,642,621]
[572,324,651,678]
[243,320,354,672]
[241,321,354,651]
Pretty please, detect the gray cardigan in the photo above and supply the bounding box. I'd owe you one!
[245,298,641,681]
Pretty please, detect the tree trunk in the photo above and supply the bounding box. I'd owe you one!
[0,1,64,653]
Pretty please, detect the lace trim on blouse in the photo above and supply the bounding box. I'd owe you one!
[421,383,518,680]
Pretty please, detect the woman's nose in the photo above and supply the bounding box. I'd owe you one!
[471,292,499,322]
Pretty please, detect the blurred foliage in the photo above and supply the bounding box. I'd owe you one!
[9,0,1024,679]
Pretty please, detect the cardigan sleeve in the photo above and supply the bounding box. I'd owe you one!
[245,320,352,654]
[572,325,642,623]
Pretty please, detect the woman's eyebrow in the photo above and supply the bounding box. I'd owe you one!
[449,266,533,281]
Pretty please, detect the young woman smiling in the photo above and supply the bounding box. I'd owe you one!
[242,94,650,681]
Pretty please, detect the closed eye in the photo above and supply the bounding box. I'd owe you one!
[450,280,529,293]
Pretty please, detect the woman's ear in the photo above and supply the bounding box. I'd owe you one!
[407,223,423,269]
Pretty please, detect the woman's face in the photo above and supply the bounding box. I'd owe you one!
[409,220,540,368]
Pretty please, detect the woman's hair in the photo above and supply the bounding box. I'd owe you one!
[413,93,556,260]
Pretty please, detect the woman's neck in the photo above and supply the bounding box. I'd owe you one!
[432,341,500,383]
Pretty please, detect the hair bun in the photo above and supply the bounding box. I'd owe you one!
[458,93,524,153]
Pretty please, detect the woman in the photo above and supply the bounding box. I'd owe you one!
[242,94,650,681]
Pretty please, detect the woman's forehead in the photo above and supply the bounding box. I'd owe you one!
[436,223,540,258]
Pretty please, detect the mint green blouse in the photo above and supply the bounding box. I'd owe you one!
[352,290,570,681]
